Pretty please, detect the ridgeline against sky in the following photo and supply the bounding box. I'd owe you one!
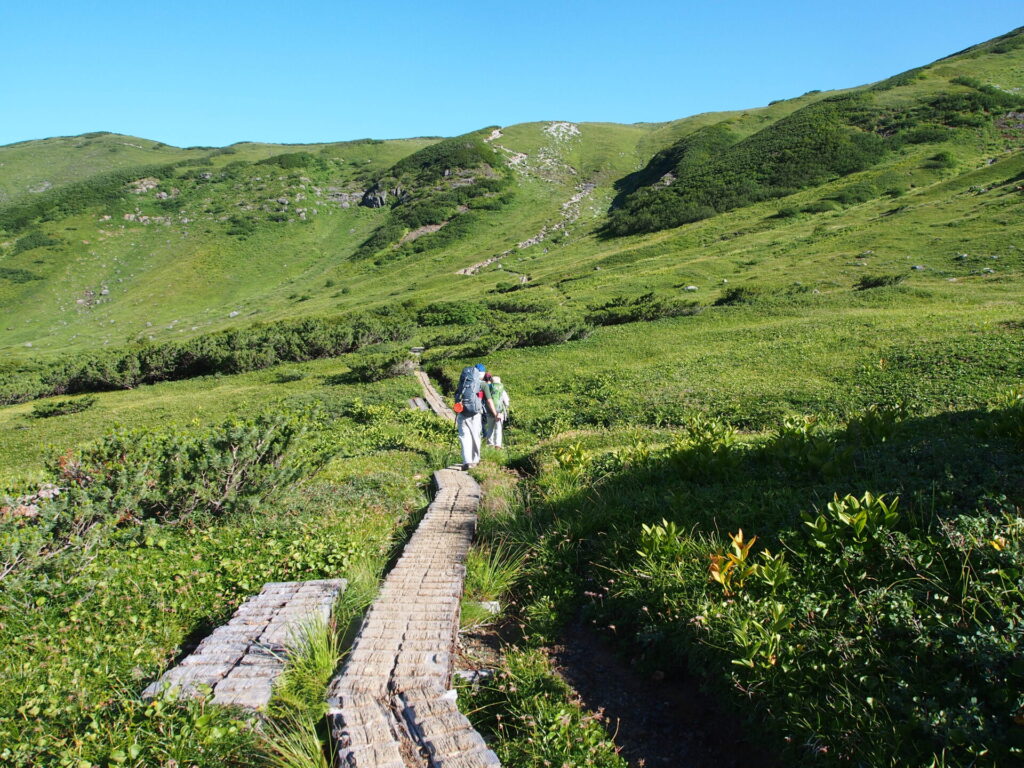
[2,0,1022,147]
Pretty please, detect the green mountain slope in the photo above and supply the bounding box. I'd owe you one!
[0,26,1021,376]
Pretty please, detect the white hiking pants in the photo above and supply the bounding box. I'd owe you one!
[457,411,482,466]
[484,414,504,448]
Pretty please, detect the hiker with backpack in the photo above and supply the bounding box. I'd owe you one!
[482,373,510,449]
[453,363,486,468]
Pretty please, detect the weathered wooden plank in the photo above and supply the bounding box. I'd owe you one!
[142,579,346,710]
[326,463,498,767]
[415,371,456,422]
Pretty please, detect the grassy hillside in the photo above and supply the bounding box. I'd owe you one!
[2,24,1023,768]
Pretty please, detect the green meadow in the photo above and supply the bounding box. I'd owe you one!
[1,25,1023,768]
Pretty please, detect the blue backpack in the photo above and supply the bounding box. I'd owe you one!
[455,366,483,415]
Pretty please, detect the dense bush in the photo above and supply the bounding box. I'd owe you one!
[352,131,511,260]
[605,95,889,236]
[0,409,324,587]
[11,230,60,255]
[864,78,1024,136]
[390,132,503,184]
[925,150,957,169]
[714,285,786,305]
[256,151,324,170]
[506,401,1024,766]
[856,273,907,290]
[0,267,42,283]
[800,200,837,213]
[30,396,96,418]
[55,409,323,523]
[830,181,877,204]
[586,292,701,326]
[0,161,188,233]
[417,301,487,326]
[895,124,952,144]
[0,309,414,405]
[346,350,417,382]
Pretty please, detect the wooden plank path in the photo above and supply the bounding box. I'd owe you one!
[327,372,498,767]
[327,469,498,767]
[415,370,455,422]
[142,579,346,710]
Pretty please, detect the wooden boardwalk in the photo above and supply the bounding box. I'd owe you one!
[142,579,347,710]
[415,371,455,422]
[326,372,499,767]
[327,469,498,767]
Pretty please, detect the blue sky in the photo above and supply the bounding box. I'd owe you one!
[1,1,1021,147]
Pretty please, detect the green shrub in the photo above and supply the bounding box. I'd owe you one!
[896,124,952,144]
[605,95,889,236]
[831,181,877,205]
[485,297,554,314]
[925,150,956,169]
[0,309,414,405]
[800,200,837,214]
[53,409,323,525]
[586,292,701,326]
[459,649,626,768]
[417,301,487,326]
[11,230,59,255]
[345,350,416,382]
[0,162,181,232]
[257,152,324,170]
[0,267,42,283]
[855,273,907,290]
[714,285,782,305]
[352,131,511,260]
[390,132,503,184]
[30,396,96,418]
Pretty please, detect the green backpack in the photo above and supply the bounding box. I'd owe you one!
[489,381,507,413]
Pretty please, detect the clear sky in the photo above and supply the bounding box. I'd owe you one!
[1,1,1020,147]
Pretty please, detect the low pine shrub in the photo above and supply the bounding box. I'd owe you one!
[11,230,60,255]
[53,408,325,525]
[417,301,487,326]
[714,285,777,305]
[0,267,43,283]
[346,350,416,382]
[855,273,907,290]
[586,293,701,326]
[30,396,96,418]
[925,150,957,169]
[800,200,837,213]
[604,95,889,236]
[0,308,415,405]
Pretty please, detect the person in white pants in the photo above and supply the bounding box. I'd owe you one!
[482,374,510,448]
[455,363,487,468]
[457,410,483,467]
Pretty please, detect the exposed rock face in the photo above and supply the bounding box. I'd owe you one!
[362,187,389,208]
[360,184,408,208]
[129,178,160,194]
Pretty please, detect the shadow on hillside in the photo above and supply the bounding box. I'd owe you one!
[536,407,1022,539]
[515,406,1023,763]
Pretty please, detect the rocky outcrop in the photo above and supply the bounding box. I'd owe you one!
[361,184,409,209]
